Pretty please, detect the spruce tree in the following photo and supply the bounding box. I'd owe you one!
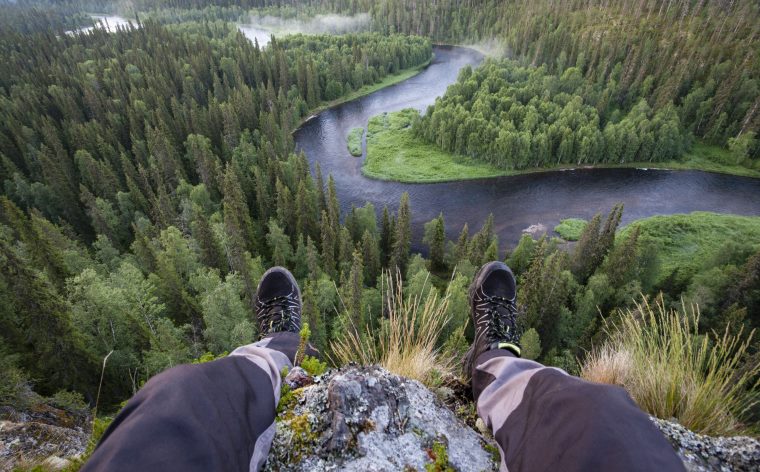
[424,213,446,272]
[390,192,411,274]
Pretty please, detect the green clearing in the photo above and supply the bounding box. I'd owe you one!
[554,219,588,241]
[363,109,507,182]
[362,111,760,183]
[619,212,760,283]
[347,127,364,156]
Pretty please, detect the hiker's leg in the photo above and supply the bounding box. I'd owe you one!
[472,349,684,472]
[83,332,301,472]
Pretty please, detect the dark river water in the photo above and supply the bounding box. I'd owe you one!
[297,46,760,248]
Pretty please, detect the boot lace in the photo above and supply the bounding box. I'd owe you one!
[480,295,519,345]
[257,294,300,335]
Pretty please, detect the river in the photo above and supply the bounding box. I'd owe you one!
[74,21,760,248]
[294,46,760,248]
[77,14,274,46]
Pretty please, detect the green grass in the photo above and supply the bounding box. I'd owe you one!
[295,57,433,130]
[635,142,760,178]
[362,110,760,182]
[554,218,588,241]
[347,127,364,156]
[363,109,507,182]
[619,212,760,282]
[581,297,759,435]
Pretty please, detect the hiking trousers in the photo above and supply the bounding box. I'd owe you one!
[83,336,685,471]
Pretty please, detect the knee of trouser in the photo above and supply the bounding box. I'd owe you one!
[577,381,636,411]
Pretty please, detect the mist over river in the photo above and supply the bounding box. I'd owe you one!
[294,46,760,248]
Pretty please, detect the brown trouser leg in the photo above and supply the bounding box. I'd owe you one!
[472,349,685,472]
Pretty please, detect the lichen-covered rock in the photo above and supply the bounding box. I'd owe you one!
[285,366,314,389]
[0,404,90,470]
[264,366,497,471]
[652,417,760,472]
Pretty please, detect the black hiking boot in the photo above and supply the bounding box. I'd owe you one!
[464,261,521,377]
[254,267,302,337]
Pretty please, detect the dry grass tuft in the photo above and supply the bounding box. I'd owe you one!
[330,271,453,385]
[581,297,760,435]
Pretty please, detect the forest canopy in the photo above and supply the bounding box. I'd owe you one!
[413,60,689,169]
[0,2,758,435]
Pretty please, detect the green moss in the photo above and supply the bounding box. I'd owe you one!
[483,442,501,465]
[347,127,364,156]
[425,440,455,472]
[276,386,295,417]
[363,113,760,183]
[286,413,318,463]
[554,218,588,241]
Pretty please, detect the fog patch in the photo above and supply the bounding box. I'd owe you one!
[461,39,510,58]
[247,12,371,35]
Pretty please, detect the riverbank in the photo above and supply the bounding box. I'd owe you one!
[295,56,433,131]
[363,109,760,183]
[618,212,760,284]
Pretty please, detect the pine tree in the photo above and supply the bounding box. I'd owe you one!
[602,224,640,288]
[306,236,321,280]
[0,236,98,396]
[302,282,326,351]
[266,219,293,268]
[380,205,394,265]
[424,213,446,271]
[320,210,336,279]
[454,223,470,264]
[190,205,224,272]
[348,249,365,328]
[571,213,602,283]
[222,163,256,257]
[390,192,411,274]
[362,229,381,284]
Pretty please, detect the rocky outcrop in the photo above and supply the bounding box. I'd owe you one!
[4,366,758,471]
[0,404,90,470]
[265,366,498,471]
[653,417,760,472]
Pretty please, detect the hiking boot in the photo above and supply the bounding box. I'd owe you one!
[464,261,521,376]
[255,267,302,337]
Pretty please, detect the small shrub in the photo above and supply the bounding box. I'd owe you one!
[191,351,228,364]
[331,271,453,385]
[0,355,33,409]
[300,355,327,376]
[520,328,542,360]
[49,390,88,414]
[346,127,364,156]
[581,297,760,435]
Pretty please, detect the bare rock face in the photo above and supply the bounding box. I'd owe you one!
[652,417,760,472]
[264,366,497,471]
[0,404,90,470]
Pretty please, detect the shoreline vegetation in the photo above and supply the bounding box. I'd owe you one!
[347,127,364,156]
[294,56,433,131]
[363,109,760,183]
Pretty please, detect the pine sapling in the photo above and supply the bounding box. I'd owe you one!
[295,322,311,367]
